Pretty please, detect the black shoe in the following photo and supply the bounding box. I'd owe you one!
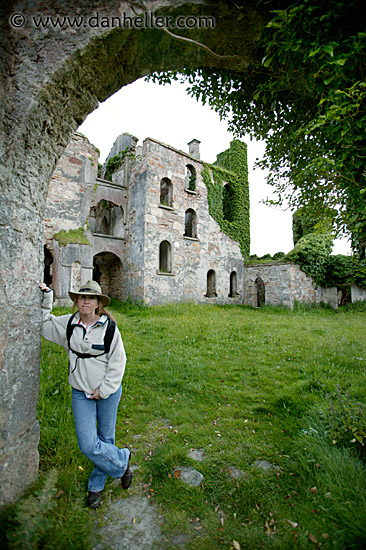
[121,451,132,490]
[87,490,103,509]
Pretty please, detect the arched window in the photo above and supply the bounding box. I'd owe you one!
[160,177,173,207]
[184,208,197,238]
[229,271,239,297]
[90,200,122,236]
[111,205,124,237]
[205,269,217,298]
[255,276,265,307]
[159,240,172,273]
[223,182,235,222]
[185,164,196,191]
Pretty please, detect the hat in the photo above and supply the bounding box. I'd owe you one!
[69,280,111,307]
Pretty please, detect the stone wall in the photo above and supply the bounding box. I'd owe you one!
[243,262,338,309]
[351,285,366,302]
[138,138,244,305]
[44,132,98,250]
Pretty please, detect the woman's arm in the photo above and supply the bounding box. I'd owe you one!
[39,283,70,349]
[98,327,127,399]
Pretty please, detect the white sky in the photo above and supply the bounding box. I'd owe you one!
[78,78,351,256]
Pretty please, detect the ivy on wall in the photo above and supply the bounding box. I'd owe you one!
[104,146,135,181]
[201,139,250,258]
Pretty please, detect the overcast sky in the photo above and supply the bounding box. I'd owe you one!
[78,78,351,256]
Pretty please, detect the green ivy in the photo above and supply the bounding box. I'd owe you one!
[201,140,250,258]
[104,146,134,181]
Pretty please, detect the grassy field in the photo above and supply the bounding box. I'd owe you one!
[2,301,366,549]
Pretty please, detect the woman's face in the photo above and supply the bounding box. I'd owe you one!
[77,294,98,315]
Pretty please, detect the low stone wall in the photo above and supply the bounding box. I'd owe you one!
[351,285,366,302]
[243,262,338,309]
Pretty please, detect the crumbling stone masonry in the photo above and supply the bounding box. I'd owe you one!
[243,262,338,309]
[44,132,245,307]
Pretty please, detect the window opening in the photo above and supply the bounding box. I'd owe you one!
[205,269,217,298]
[159,240,172,273]
[160,177,173,207]
[223,182,235,222]
[184,208,197,238]
[229,271,239,297]
[255,277,265,307]
[185,164,196,191]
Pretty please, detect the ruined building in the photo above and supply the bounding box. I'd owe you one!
[44,132,247,305]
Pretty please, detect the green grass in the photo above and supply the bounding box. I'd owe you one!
[1,302,366,549]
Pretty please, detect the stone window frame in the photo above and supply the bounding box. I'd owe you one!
[160,177,173,208]
[185,163,197,192]
[89,199,125,237]
[255,276,265,307]
[158,240,174,275]
[184,208,198,239]
[205,269,218,298]
[229,270,240,298]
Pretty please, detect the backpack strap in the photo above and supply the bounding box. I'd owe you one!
[66,312,77,350]
[66,314,116,358]
[103,318,116,354]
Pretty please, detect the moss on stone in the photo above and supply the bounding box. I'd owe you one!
[53,228,91,246]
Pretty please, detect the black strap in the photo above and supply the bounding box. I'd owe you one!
[66,313,116,359]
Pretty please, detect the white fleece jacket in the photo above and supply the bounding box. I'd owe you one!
[41,290,126,399]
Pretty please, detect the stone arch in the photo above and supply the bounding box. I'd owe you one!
[0,1,266,503]
[90,200,124,237]
[185,164,197,191]
[184,208,198,238]
[159,240,172,273]
[255,276,266,307]
[160,177,173,207]
[93,252,124,301]
[229,271,239,298]
[205,269,217,298]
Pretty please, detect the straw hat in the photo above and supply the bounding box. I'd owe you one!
[69,280,111,307]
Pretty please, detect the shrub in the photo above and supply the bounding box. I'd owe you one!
[285,232,333,286]
[323,254,353,287]
[272,251,285,260]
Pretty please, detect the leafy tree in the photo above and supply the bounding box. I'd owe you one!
[292,206,336,245]
[150,0,366,258]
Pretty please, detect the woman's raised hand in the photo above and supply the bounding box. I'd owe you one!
[39,283,51,292]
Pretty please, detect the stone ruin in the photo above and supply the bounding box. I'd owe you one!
[0,0,364,507]
[44,131,244,306]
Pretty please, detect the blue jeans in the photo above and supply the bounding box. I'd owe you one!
[71,385,129,492]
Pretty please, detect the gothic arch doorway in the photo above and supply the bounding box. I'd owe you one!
[255,277,265,307]
[93,252,124,301]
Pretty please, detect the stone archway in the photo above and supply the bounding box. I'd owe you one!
[93,252,125,301]
[0,0,266,504]
[255,276,266,307]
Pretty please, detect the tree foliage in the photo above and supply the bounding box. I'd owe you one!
[286,233,334,286]
[150,0,366,259]
[292,206,336,245]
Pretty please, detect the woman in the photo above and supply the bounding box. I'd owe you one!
[39,280,132,509]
